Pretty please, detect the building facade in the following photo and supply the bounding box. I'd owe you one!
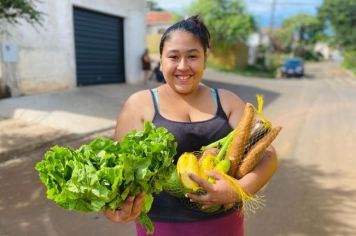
[145,11,173,54]
[0,0,146,97]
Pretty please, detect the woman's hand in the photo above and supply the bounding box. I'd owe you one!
[186,171,240,209]
[103,192,145,223]
[201,148,219,156]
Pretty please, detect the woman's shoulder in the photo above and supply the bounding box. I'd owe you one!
[125,89,153,108]
[214,88,245,124]
[115,89,154,139]
[216,88,245,107]
[127,89,151,101]
[121,89,154,117]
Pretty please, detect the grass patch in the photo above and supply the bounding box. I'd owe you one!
[343,64,356,76]
[207,62,276,79]
[341,50,356,76]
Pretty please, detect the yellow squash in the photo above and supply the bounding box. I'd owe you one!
[199,153,216,180]
[176,152,200,191]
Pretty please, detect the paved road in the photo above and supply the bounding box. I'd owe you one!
[240,62,356,236]
[0,130,137,236]
[1,62,356,236]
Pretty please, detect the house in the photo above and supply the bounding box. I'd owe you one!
[145,11,173,54]
[314,42,334,60]
[247,31,271,65]
[0,0,146,97]
[146,11,173,34]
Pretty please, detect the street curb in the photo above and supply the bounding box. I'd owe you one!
[0,126,115,163]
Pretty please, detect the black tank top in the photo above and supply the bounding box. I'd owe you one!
[148,87,238,222]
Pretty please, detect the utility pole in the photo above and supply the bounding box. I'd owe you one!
[265,0,277,70]
[269,0,277,31]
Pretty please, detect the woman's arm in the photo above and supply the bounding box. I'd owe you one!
[187,90,278,207]
[221,89,278,194]
[104,91,151,223]
[238,145,278,195]
[114,91,150,140]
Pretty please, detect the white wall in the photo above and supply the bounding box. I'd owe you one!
[147,23,170,34]
[0,0,146,96]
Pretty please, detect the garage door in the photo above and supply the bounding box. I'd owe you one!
[73,7,125,85]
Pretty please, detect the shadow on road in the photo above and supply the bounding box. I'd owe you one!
[303,73,316,79]
[0,133,136,236]
[246,158,356,236]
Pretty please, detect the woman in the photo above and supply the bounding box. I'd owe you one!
[104,15,278,236]
[141,48,152,84]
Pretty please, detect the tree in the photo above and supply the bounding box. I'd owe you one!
[283,14,324,45]
[272,13,324,52]
[0,0,43,30]
[318,0,356,50]
[171,12,184,24]
[145,0,163,11]
[187,0,256,47]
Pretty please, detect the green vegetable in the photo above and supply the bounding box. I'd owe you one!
[35,121,177,234]
[208,159,231,184]
[163,170,193,198]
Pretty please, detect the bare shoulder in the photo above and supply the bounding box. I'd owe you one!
[216,89,246,128]
[115,89,154,139]
[125,89,152,109]
[217,89,245,112]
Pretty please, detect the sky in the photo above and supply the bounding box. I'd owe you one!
[154,0,323,28]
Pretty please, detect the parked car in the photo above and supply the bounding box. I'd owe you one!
[281,58,304,78]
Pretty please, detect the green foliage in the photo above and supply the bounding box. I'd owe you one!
[342,50,356,75]
[318,0,356,50]
[0,0,43,27]
[187,0,256,46]
[35,121,177,234]
[282,13,324,44]
[146,0,163,11]
[272,13,324,52]
[207,61,276,79]
[171,12,184,24]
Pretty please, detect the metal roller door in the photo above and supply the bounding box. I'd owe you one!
[73,7,125,85]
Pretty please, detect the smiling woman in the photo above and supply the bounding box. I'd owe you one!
[159,29,206,94]
[104,15,278,236]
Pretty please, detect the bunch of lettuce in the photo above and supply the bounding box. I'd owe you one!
[35,121,176,233]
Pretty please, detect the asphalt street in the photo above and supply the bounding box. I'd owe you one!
[1,63,356,236]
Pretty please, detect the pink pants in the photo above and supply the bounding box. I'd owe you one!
[135,209,244,236]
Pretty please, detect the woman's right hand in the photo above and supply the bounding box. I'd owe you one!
[201,147,219,156]
[103,192,145,223]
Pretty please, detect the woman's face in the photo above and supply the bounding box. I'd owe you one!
[160,30,206,94]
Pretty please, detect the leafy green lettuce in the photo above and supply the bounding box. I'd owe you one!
[35,121,176,233]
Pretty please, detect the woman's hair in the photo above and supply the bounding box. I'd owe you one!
[159,15,210,55]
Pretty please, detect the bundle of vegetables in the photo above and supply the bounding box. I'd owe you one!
[35,121,177,234]
[164,95,282,213]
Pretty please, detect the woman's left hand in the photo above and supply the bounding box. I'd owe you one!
[185,170,240,209]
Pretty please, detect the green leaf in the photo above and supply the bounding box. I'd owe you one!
[35,121,176,234]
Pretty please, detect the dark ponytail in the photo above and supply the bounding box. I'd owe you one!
[159,15,211,55]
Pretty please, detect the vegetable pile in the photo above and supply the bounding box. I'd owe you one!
[164,95,282,213]
[35,121,177,234]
